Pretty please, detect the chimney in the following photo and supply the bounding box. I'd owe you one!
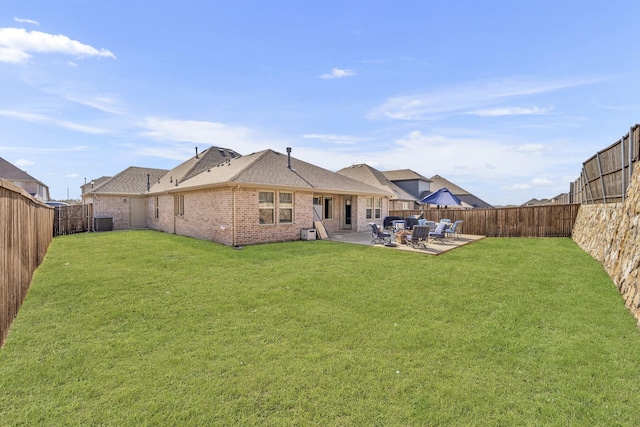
[286,147,292,169]
[195,147,199,159]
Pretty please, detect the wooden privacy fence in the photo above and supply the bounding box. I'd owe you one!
[53,204,93,236]
[390,204,580,237]
[1,179,54,347]
[570,124,639,204]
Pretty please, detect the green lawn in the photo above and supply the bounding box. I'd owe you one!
[2,230,640,426]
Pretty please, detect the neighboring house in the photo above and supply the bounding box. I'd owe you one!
[83,166,169,230]
[145,147,391,246]
[521,193,568,206]
[382,169,432,202]
[0,156,50,201]
[336,164,419,210]
[427,175,494,209]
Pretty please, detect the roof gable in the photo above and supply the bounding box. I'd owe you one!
[0,156,41,182]
[336,164,417,201]
[153,149,391,196]
[428,175,494,208]
[90,166,169,194]
[151,146,241,192]
[382,169,431,182]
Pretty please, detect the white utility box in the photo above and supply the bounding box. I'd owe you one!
[301,228,316,240]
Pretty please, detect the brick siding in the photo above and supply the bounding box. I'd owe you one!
[144,186,388,245]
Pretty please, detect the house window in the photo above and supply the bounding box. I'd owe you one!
[366,197,373,220]
[324,197,333,220]
[402,201,411,210]
[375,198,382,219]
[279,192,293,223]
[154,196,159,219]
[259,191,275,224]
[175,194,184,217]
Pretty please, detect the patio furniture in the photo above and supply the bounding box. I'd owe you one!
[424,220,437,230]
[392,220,406,233]
[429,222,448,242]
[405,215,421,230]
[383,216,404,229]
[370,223,392,245]
[444,220,463,240]
[394,229,411,244]
[406,225,430,249]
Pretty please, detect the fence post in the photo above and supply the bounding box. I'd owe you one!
[622,133,626,202]
[595,152,607,203]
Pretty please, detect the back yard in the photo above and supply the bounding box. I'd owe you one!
[1,230,640,426]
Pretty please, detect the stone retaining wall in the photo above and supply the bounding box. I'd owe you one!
[572,163,640,326]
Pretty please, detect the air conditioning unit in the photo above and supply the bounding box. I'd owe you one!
[301,228,316,241]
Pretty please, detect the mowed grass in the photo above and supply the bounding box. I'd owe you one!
[2,231,640,426]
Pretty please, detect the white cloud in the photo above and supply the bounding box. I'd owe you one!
[302,133,365,144]
[319,68,356,79]
[502,177,554,192]
[64,93,125,115]
[66,173,79,178]
[532,177,553,186]
[0,27,116,64]
[14,17,39,26]
[14,159,34,167]
[0,109,109,134]
[0,145,88,153]
[516,143,545,152]
[367,77,599,121]
[469,106,550,117]
[138,117,273,155]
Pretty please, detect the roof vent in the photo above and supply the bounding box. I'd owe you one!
[195,147,199,159]
[286,147,292,169]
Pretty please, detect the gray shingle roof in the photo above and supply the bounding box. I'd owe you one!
[151,146,241,193]
[382,169,431,182]
[150,149,391,196]
[428,175,494,208]
[0,156,41,182]
[88,167,169,195]
[336,164,418,201]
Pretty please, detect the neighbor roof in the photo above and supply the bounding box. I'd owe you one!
[0,156,43,182]
[150,149,391,196]
[382,169,431,182]
[428,175,493,208]
[88,166,169,195]
[336,164,418,201]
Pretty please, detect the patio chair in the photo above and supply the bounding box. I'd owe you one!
[429,222,447,242]
[424,220,437,230]
[370,223,392,245]
[392,220,406,233]
[406,225,429,249]
[444,220,463,240]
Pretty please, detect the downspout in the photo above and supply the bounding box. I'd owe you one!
[232,185,238,247]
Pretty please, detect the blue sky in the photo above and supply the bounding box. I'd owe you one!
[1,1,638,204]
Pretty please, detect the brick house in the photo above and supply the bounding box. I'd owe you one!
[145,147,391,246]
[83,166,169,230]
[0,156,50,201]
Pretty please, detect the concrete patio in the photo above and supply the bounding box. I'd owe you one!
[326,229,484,255]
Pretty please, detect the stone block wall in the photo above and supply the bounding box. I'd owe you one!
[572,163,640,326]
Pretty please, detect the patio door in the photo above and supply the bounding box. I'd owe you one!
[313,196,322,222]
[343,198,352,230]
